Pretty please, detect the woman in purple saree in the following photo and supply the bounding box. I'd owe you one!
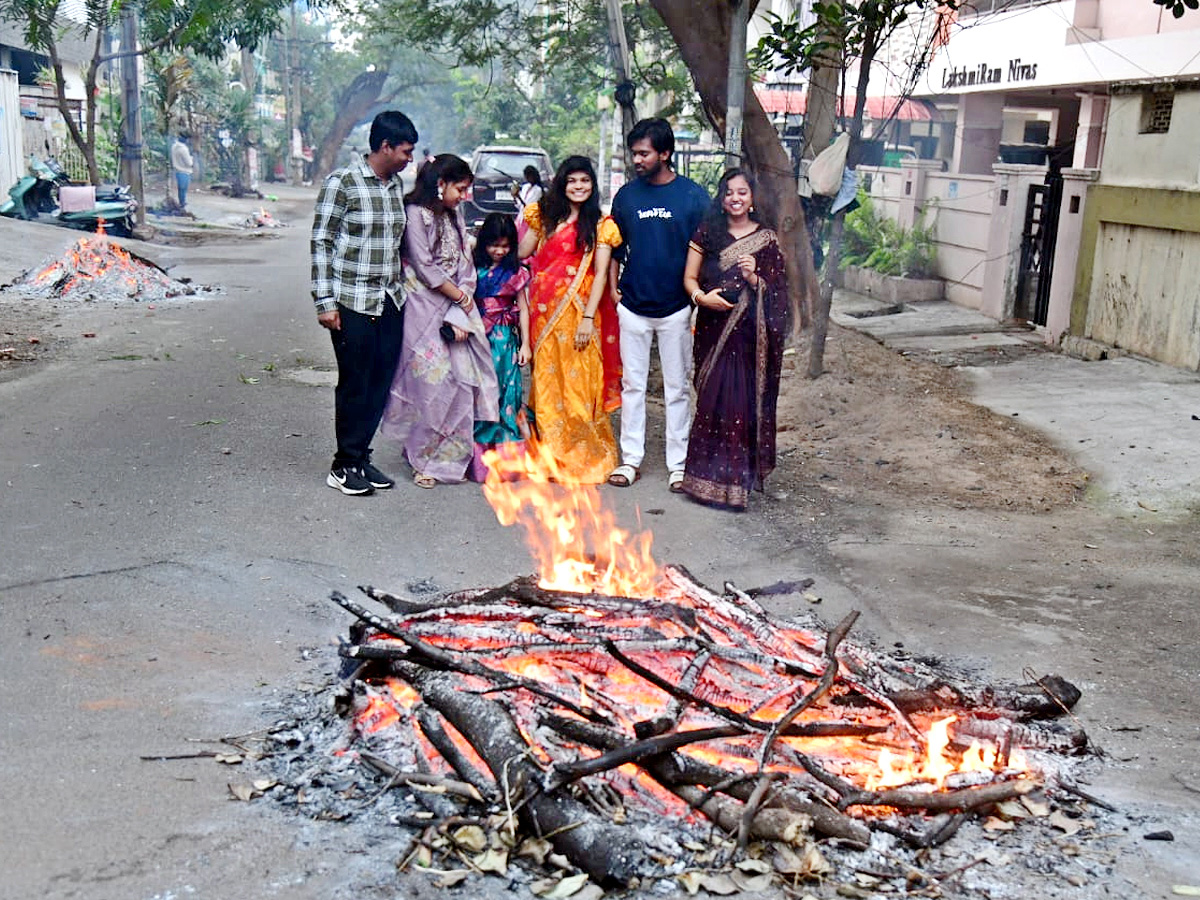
[680,169,788,511]
[381,154,498,486]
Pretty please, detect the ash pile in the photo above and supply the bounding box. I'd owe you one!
[5,234,209,303]
[248,568,1135,899]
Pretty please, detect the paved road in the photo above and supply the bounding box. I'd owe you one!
[1,187,1196,899]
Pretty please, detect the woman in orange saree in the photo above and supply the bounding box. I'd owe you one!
[518,156,622,484]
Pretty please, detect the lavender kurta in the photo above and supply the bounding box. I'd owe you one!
[381,205,498,482]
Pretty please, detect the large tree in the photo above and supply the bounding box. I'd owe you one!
[649,0,818,340]
[750,0,953,375]
[0,0,288,185]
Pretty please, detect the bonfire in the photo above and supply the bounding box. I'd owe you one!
[257,442,1102,895]
[9,228,197,302]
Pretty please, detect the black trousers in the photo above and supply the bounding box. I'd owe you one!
[329,301,404,470]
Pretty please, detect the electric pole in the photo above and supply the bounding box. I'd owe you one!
[285,1,303,186]
[724,0,748,169]
[603,0,635,174]
[119,6,145,225]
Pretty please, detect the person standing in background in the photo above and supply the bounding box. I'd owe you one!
[515,165,544,210]
[171,133,194,210]
[607,118,710,493]
[518,156,623,483]
[311,110,418,496]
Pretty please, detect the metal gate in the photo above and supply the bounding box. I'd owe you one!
[1014,174,1062,325]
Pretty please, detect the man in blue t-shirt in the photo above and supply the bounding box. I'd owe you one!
[608,118,710,492]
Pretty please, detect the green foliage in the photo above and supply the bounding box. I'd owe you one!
[749,0,932,78]
[1153,0,1198,17]
[841,193,937,279]
[372,0,689,155]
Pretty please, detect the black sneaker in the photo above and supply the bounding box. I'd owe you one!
[326,466,374,496]
[360,461,395,489]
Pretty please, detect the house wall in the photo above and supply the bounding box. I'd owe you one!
[1072,185,1200,370]
[1063,87,1200,370]
[0,69,20,191]
[1101,89,1200,189]
[858,165,994,309]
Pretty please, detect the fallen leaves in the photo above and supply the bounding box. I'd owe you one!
[1048,810,1094,836]
[531,872,593,898]
[228,778,276,801]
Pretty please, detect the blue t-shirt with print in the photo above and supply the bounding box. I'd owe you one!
[611,173,710,318]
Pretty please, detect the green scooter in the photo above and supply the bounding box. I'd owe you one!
[0,156,137,237]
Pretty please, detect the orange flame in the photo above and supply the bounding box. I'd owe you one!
[481,441,659,598]
[866,715,1029,790]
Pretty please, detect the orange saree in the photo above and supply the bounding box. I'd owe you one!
[523,205,622,483]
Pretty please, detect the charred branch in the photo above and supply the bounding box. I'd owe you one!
[397,664,648,887]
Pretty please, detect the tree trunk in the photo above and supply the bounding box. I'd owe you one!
[809,35,878,377]
[650,0,817,336]
[809,212,843,377]
[47,49,100,186]
[802,21,842,377]
[310,69,390,180]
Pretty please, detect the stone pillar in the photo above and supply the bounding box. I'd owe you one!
[1044,167,1101,344]
[980,163,1048,321]
[895,159,944,230]
[1072,94,1107,169]
[953,94,1005,176]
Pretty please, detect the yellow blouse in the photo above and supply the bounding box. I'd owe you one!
[523,204,622,249]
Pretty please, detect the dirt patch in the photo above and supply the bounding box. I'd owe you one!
[0,294,66,381]
[774,325,1087,511]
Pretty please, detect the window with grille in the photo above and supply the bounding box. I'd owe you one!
[1139,92,1173,135]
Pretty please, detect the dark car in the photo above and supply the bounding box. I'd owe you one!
[463,145,554,231]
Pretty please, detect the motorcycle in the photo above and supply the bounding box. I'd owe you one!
[0,155,137,237]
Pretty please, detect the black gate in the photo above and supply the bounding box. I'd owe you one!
[1014,174,1063,326]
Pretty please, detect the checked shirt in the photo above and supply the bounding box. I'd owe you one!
[311,157,407,317]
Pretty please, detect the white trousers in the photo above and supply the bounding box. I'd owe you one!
[616,303,693,472]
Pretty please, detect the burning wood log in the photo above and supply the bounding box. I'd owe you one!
[330,563,1088,879]
[8,234,200,303]
[394,664,649,887]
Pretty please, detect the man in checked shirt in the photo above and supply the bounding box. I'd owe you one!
[311,110,418,496]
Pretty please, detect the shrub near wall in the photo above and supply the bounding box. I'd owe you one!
[840,194,944,303]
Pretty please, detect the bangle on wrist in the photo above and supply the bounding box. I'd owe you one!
[690,288,703,304]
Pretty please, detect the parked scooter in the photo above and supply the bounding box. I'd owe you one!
[0,155,137,237]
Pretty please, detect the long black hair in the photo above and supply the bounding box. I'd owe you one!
[405,153,473,212]
[701,168,762,244]
[538,156,601,254]
[473,212,519,271]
